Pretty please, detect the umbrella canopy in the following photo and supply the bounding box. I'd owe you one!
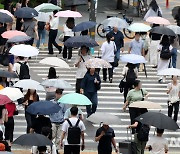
[85,58,112,68]
[0,70,18,78]
[7,35,31,43]
[127,23,151,32]
[39,4,61,12]
[150,26,176,36]
[26,101,61,115]
[157,68,180,76]
[55,10,82,18]
[0,12,13,23]
[9,44,39,57]
[41,79,73,89]
[120,54,147,64]
[146,16,170,25]
[39,57,70,68]
[0,87,23,101]
[13,133,52,146]
[0,152,13,154]
[172,6,180,18]
[87,112,121,125]
[167,25,180,35]
[58,93,92,105]
[14,79,45,91]
[0,9,13,17]
[129,101,162,109]
[72,21,96,32]
[64,0,88,6]
[64,36,99,47]
[101,17,129,29]
[135,112,179,131]
[1,30,27,39]
[0,94,12,105]
[14,7,38,18]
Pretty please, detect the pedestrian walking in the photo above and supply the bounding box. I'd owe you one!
[0,105,8,135]
[49,89,67,150]
[63,18,75,61]
[146,128,168,154]
[48,10,62,55]
[80,68,101,117]
[157,35,172,83]
[95,123,118,154]
[101,33,115,83]
[60,106,86,154]
[22,89,39,133]
[123,80,149,134]
[170,36,179,68]
[36,21,46,49]
[174,8,180,44]
[75,46,91,93]
[167,76,180,122]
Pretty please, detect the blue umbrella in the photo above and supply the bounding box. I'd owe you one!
[73,21,96,32]
[0,12,13,23]
[26,101,61,115]
[64,36,99,47]
[14,7,38,18]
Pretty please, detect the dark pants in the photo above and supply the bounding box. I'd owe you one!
[64,145,80,154]
[63,36,72,59]
[98,148,112,154]
[4,117,14,142]
[168,101,179,122]
[76,78,83,93]
[129,107,139,134]
[25,111,36,133]
[171,48,177,68]
[85,92,98,117]
[123,82,134,103]
[48,29,62,54]
[16,18,22,31]
[25,38,34,46]
[103,62,114,81]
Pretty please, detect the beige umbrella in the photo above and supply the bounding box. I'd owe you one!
[39,57,70,69]
[129,101,162,109]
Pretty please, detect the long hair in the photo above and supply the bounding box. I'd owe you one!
[149,0,159,12]
[66,17,75,29]
[24,89,38,102]
[106,33,111,44]
[160,35,170,46]
[47,67,57,79]
[21,0,28,7]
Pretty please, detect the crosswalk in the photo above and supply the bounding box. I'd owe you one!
[13,49,180,151]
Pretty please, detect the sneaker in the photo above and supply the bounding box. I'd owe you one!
[109,78,112,83]
[158,79,163,83]
[67,59,71,62]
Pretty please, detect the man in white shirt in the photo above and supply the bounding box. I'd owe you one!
[146,128,168,154]
[60,106,85,154]
[48,10,62,54]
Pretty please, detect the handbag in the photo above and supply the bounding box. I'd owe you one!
[45,23,50,31]
[119,76,126,93]
[14,109,19,115]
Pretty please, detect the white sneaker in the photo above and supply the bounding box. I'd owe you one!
[67,59,71,62]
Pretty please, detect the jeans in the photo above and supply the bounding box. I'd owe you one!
[63,36,72,59]
[36,29,46,48]
[85,92,98,117]
[168,101,179,122]
[64,145,80,154]
[25,111,36,133]
[171,48,177,68]
[48,29,62,54]
[115,49,120,60]
[103,62,114,81]
[4,117,14,142]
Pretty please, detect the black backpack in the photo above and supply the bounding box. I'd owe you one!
[67,119,81,144]
[126,68,136,85]
[160,46,171,60]
[137,124,150,141]
[17,62,30,80]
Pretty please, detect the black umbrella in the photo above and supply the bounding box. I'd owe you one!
[150,26,176,36]
[7,35,31,43]
[14,7,38,18]
[135,112,179,131]
[0,12,13,23]
[64,0,88,6]
[0,70,18,78]
[172,6,180,18]
[73,21,96,32]
[13,133,52,146]
[64,36,99,47]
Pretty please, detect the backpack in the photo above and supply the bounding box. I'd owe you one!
[67,119,81,144]
[160,46,171,60]
[17,62,30,80]
[126,68,136,85]
[38,21,46,30]
[137,124,150,141]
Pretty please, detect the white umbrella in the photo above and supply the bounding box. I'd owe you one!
[0,87,23,101]
[120,54,147,64]
[157,68,180,76]
[9,44,39,57]
[13,79,45,91]
[129,101,162,109]
[167,25,180,35]
[39,57,70,68]
[41,79,73,89]
[127,23,151,32]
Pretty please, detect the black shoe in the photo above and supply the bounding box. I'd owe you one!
[58,46,62,54]
[158,79,162,83]
[48,52,54,55]
[110,78,112,83]
[152,65,157,68]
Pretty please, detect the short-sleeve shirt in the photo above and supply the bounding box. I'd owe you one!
[146,136,168,154]
[167,83,180,103]
[64,107,84,120]
[129,39,144,55]
[126,89,148,105]
[62,117,86,145]
[22,21,36,38]
[95,127,115,152]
